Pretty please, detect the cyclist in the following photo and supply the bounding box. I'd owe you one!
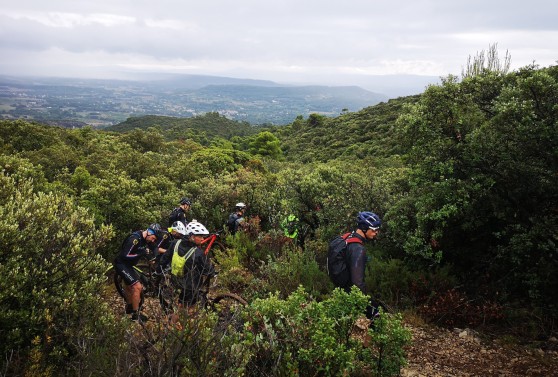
[148,223,170,261]
[332,211,382,322]
[226,202,247,235]
[113,226,159,322]
[169,221,188,239]
[280,214,300,239]
[168,197,192,227]
[162,220,216,309]
[156,221,187,273]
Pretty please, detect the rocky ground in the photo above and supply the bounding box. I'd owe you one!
[401,323,558,377]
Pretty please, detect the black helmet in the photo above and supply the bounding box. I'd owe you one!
[147,223,162,236]
[180,197,192,206]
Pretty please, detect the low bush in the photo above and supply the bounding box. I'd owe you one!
[0,173,120,376]
[235,286,411,376]
[258,246,332,299]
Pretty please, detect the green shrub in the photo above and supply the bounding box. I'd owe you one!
[212,245,255,294]
[236,286,411,376]
[0,172,120,375]
[366,258,415,308]
[368,311,412,377]
[258,246,331,299]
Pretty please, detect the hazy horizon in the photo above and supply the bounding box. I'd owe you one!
[1,0,556,94]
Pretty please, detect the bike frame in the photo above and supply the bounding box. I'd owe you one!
[200,232,220,255]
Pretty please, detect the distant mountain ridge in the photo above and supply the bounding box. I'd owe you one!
[142,73,280,89]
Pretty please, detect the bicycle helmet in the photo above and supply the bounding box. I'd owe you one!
[356,212,382,231]
[185,220,209,236]
[147,223,162,235]
[235,202,247,210]
[170,221,187,236]
[180,197,192,206]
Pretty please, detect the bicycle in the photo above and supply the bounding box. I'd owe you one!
[110,229,225,314]
[110,261,175,316]
[200,230,225,256]
[161,273,247,323]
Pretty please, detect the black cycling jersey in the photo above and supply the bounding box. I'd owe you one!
[334,232,368,294]
[114,230,151,266]
[150,231,171,254]
[168,207,188,227]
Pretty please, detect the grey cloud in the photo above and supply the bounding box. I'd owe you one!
[0,0,556,81]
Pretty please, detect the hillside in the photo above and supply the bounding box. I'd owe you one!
[275,95,420,162]
[105,94,417,158]
[106,112,259,142]
[1,63,557,376]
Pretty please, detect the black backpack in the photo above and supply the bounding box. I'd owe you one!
[327,232,363,287]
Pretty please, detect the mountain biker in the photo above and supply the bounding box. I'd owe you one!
[147,223,170,262]
[333,211,382,321]
[226,202,247,235]
[280,214,300,239]
[169,221,188,239]
[156,221,187,273]
[162,220,216,308]
[168,197,192,227]
[113,226,159,322]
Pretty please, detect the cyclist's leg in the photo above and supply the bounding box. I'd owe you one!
[115,262,145,318]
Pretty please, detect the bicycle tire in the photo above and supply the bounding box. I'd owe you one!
[210,293,248,330]
[113,270,126,299]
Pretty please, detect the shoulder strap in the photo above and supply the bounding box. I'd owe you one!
[342,232,364,245]
[184,247,196,261]
[173,239,182,253]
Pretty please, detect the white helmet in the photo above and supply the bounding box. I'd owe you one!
[170,221,187,235]
[185,220,209,236]
[235,202,246,210]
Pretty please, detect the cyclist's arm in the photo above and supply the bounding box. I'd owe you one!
[348,244,367,294]
[159,244,174,267]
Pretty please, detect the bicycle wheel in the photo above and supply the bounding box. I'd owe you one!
[207,241,226,264]
[113,270,126,299]
[210,293,247,330]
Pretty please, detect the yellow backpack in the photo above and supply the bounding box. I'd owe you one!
[171,240,196,277]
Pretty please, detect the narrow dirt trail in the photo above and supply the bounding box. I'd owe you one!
[401,324,558,376]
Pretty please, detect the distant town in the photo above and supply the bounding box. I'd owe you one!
[0,75,388,127]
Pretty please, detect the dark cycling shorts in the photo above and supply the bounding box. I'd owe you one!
[114,261,140,286]
[177,288,200,306]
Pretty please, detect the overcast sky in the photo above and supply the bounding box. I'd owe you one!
[1,0,556,87]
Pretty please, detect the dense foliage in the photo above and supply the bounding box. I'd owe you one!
[0,62,556,375]
[106,112,258,143]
